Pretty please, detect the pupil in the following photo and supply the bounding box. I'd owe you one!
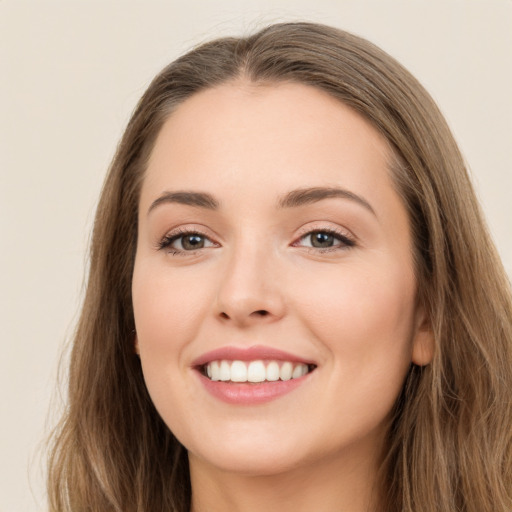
[311,232,334,248]
[183,235,204,250]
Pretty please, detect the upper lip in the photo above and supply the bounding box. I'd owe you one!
[192,345,316,368]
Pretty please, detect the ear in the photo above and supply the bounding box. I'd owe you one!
[134,332,140,355]
[411,306,435,366]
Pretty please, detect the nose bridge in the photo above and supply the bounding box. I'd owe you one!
[215,234,284,324]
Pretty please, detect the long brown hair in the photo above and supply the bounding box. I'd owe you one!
[47,22,512,511]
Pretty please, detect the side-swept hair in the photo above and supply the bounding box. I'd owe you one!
[48,22,512,512]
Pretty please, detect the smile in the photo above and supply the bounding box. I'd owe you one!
[193,345,317,404]
[203,360,315,383]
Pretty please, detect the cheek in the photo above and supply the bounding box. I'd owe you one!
[132,263,211,355]
[131,262,213,433]
[297,263,417,432]
[293,259,417,379]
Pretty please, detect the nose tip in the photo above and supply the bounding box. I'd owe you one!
[214,255,286,327]
[217,297,283,326]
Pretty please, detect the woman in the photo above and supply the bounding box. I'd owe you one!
[47,22,512,512]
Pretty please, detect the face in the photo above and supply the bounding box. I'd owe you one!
[132,82,433,478]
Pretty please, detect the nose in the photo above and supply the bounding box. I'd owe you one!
[214,242,286,327]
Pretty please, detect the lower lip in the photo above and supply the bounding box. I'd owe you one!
[196,372,311,405]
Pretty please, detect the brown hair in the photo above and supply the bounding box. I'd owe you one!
[47,22,512,511]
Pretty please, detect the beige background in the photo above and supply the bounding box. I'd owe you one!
[1,1,511,510]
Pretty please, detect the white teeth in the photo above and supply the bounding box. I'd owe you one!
[291,365,303,379]
[266,361,280,381]
[247,360,266,382]
[219,360,230,381]
[280,361,293,381]
[204,359,312,383]
[230,360,247,382]
[210,361,220,381]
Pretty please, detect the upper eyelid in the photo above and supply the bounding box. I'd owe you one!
[293,230,354,247]
[168,231,215,244]
[156,226,220,252]
[157,223,356,247]
[162,225,219,241]
[294,223,356,241]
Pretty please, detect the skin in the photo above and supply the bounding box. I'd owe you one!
[132,82,434,512]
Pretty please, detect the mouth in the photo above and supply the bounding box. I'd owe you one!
[192,345,317,403]
[199,359,317,383]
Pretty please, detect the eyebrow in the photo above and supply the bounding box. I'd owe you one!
[148,191,219,215]
[148,187,375,216]
[278,187,376,215]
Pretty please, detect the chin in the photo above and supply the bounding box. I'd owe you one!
[189,444,310,477]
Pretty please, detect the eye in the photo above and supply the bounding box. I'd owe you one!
[295,229,355,250]
[158,230,217,253]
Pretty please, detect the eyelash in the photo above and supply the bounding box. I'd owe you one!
[157,228,215,256]
[293,227,356,253]
[157,227,356,256]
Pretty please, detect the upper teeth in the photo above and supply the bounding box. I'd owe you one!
[205,360,310,383]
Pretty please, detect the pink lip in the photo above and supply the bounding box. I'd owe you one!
[196,373,311,405]
[191,345,315,367]
[191,345,316,405]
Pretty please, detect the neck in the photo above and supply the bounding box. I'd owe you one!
[188,447,383,512]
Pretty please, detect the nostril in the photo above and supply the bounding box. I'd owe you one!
[218,309,272,321]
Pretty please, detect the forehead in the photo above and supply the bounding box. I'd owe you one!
[142,81,400,219]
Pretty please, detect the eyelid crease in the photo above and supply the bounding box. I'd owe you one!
[156,227,219,253]
[292,226,356,250]
[294,222,357,242]
[156,224,357,256]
